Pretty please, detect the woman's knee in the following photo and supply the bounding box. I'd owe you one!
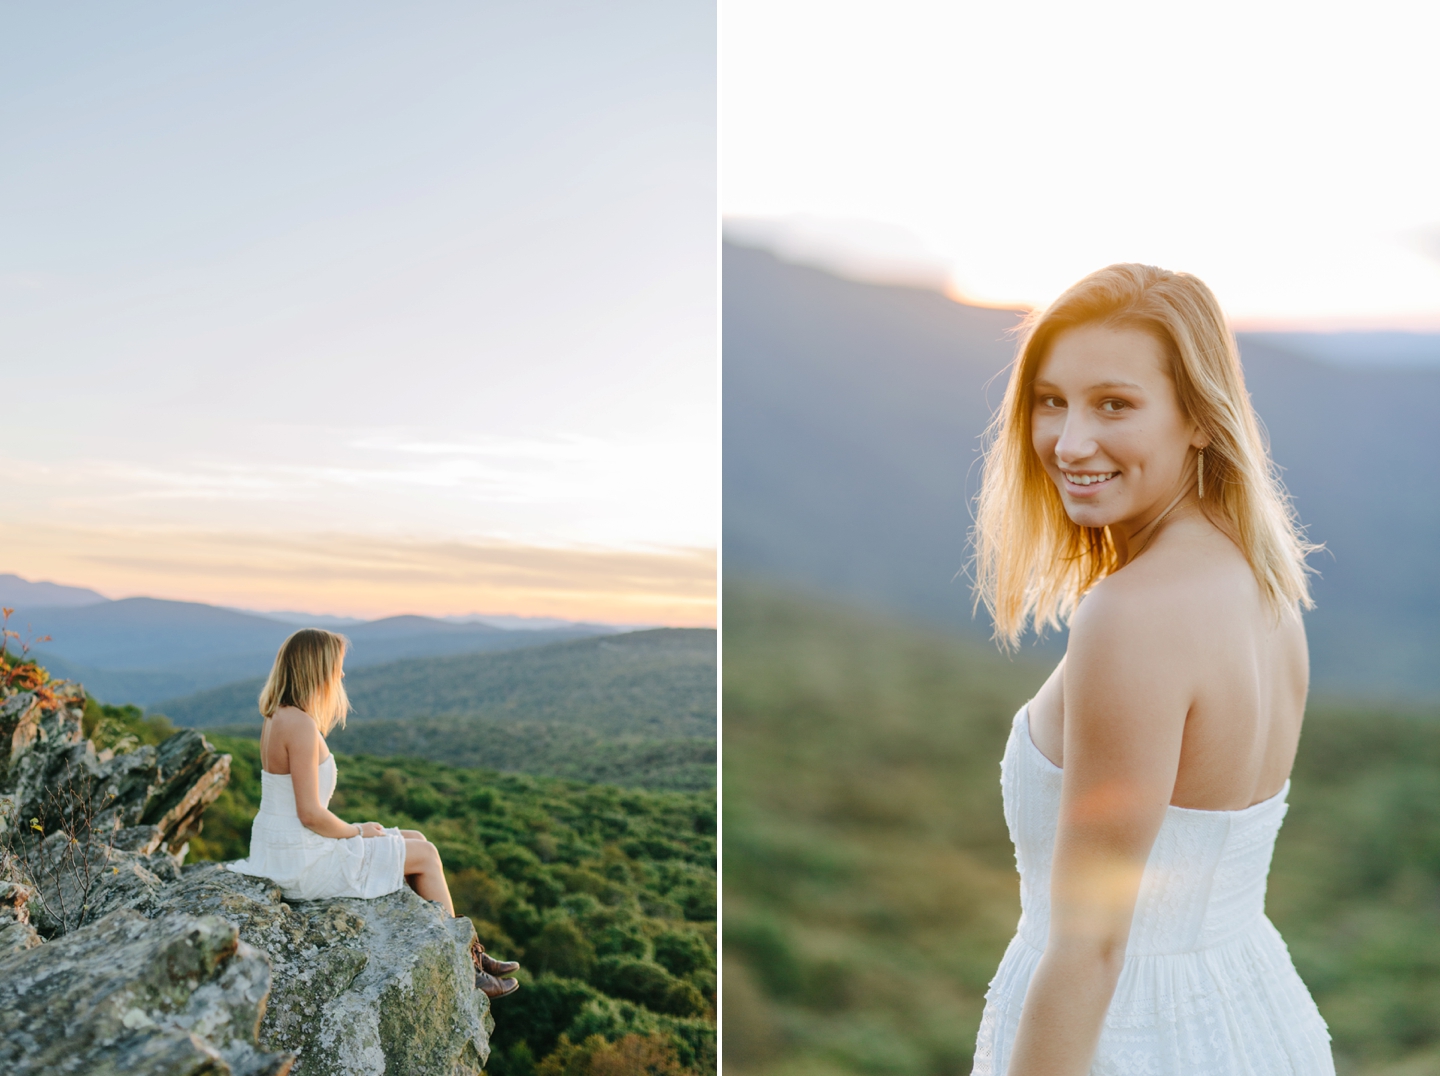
[404,838,440,872]
[400,829,425,841]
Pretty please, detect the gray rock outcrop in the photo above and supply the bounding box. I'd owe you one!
[0,908,293,1076]
[0,676,493,1075]
[0,686,230,859]
[0,877,42,955]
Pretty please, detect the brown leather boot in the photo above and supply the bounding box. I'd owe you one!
[475,970,520,998]
[471,939,520,976]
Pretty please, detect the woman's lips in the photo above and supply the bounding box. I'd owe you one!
[1060,469,1118,495]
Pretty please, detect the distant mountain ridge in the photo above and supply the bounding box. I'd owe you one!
[723,240,1440,697]
[0,573,109,609]
[1240,330,1440,368]
[8,593,613,704]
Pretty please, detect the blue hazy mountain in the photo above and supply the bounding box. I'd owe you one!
[1243,331,1440,368]
[723,240,1440,697]
[13,595,610,705]
[0,574,109,609]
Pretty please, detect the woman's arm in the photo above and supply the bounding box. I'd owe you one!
[283,719,381,839]
[1005,583,1193,1075]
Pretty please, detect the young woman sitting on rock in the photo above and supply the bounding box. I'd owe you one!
[227,627,519,998]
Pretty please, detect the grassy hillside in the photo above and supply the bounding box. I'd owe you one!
[193,734,717,1075]
[723,581,1043,1075]
[159,628,716,740]
[723,581,1440,1075]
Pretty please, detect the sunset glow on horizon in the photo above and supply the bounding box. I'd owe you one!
[0,524,716,627]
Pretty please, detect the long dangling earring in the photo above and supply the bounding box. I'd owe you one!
[1197,447,1205,499]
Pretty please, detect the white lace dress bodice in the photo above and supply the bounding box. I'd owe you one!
[972,706,1334,1075]
[226,755,407,902]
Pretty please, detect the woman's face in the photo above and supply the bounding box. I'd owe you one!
[1031,322,1200,538]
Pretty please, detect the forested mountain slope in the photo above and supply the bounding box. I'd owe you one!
[161,628,716,737]
[155,629,718,790]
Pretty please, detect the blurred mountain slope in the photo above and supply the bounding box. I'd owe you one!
[723,240,1440,696]
[723,581,1045,1073]
[724,241,1022,633]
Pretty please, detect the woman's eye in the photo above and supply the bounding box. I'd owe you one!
[1038,395,1064,408]
[1099,399,1129,412]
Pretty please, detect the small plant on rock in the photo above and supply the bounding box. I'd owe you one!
[0,773,121,937]
[0,608,56,710]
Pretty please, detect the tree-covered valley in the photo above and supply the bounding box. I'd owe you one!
[59,631,718,1076]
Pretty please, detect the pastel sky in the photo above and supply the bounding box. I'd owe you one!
[1,2,716,625]
[723,0,1440,328]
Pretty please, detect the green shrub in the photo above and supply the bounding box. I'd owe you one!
[592,957,707,1018]
[536,1032,691,1076]
[674,880,715,922]
[83,698,175,754]
[566,998,714,1072]
[496,974,602,1064]
[588,919,649,960]
[529,918,598,980]
[652,930,710,979]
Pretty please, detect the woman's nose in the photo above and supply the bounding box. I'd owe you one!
[1054,416,1098,463]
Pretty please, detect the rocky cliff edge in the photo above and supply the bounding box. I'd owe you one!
[0,678,492,1075]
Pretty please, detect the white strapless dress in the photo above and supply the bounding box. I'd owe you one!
[226,755,407,902]
[972,706,1334,1075]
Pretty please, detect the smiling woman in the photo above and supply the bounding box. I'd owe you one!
[968,265,1331,1074]
[975,263,1316,646]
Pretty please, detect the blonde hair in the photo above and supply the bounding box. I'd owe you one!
[258,628,351,734]
[973,263,1315,647]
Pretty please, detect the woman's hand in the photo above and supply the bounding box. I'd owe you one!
[357,821,386,838]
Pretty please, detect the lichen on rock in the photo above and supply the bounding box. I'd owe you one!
[0,877,41,955]
[147,863,494,1076]
[0,908,294,1076]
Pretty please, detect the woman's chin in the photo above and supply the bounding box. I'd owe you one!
[1061,500,1122,528]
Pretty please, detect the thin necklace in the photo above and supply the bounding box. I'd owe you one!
[1125,482,1194,563]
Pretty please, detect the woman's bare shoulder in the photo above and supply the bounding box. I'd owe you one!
[1070,572,1182,666]
[1073,554,1198,633]
[1070,537,1247,692]
[268,707,321,745]
[1075,529,1269,709]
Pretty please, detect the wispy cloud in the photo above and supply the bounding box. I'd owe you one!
[1,423,715,551]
